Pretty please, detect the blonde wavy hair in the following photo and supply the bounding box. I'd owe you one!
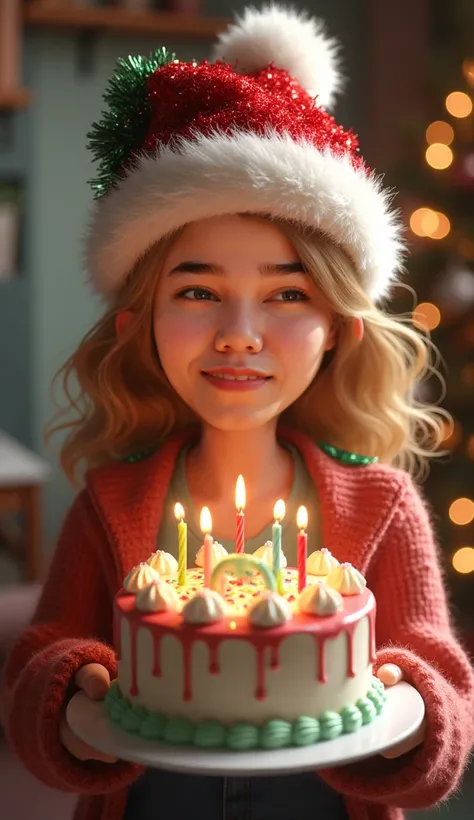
[47,216,448,484]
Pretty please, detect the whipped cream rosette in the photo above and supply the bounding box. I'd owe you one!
[123,562,160,593]
[306,548,340,576]
[147,550,178,576]
[326,562,366,595]
[195,541,228,569]
[135,579,180,613]
[253,541,288,568]
[182,589,227,625]
[249,591,292,628]
[298,579,343,616]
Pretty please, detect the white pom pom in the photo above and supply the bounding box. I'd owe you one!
[211,4,342,109]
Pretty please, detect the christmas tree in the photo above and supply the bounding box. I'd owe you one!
[388,0,474,627]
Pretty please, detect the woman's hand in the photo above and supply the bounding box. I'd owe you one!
[377,663,426,759]
[60,663,118,763]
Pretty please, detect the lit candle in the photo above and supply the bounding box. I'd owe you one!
[200,506,213,588]
[174,502,187,586]
[296,505,308,593]
[272,499,285,594]
[235,475,246,553]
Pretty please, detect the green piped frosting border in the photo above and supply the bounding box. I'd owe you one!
[105,676,386,751]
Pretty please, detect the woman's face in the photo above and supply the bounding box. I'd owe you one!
[153,214,336,432]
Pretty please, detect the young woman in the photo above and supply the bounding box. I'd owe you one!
[2,7,473,820]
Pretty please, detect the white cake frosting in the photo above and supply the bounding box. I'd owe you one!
[147,550,178,575]
[123,562,160,593]
[248,591,292,627]
[253,541,288,568]
[135,579,180,613]
[326,562,367,595]
[298,579,343,615]
[182,589,227,625]
[306,548,340,576]
[194,541,228,568]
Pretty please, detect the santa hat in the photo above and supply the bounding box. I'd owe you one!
[85,4,404,302]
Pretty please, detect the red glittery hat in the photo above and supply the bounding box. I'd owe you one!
[85,5,404,302]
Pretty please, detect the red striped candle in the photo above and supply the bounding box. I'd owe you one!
[297,506,308,593]
[235,475,246,553]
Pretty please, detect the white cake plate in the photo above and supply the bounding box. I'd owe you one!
[67,681,424,776]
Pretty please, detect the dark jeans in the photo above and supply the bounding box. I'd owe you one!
[124,769,349,820]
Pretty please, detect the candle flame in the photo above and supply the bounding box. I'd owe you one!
[273,498,286,522]
[200,506,212,534]
[174,502,185,522]
[296,505,308,530]
[235,474,246,511]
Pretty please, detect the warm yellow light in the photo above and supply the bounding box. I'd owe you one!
[229,620,237,630]
[235,475,246,511]
[449,498,474,526]
[463,60,474,87]
[426,120,454,145]
[409,207,439,237]
[430,212,451,240]
[200,506,212,534]
[441,419,462,449]
[412,302,441,331]
[273,499,286,522]
[174,502,185,521]
[452,547,474,574]
[466,435,474,460]
[426,143,453,170]
[296,505,308,530]
[445,91,473,118]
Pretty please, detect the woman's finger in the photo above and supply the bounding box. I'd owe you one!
[75,663,111,700]
[376,663,404,686]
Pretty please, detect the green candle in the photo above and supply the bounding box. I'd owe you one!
[272,499,285,594]
[174,502,187,586]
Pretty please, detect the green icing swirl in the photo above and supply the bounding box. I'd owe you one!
[194,720,227,749]
[340,705,363,733]
[292,716,321,746]
[227,723,260,751]
[356,696,377,725]
[260,719,292,750]
[107,676,384,750]
[163,717,194,745]
[367,689,385,715]
[140,713,166,740]
[319,710,343,740]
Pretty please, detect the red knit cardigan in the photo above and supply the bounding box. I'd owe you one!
[2,429,473,820]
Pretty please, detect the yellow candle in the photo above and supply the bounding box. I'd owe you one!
[174,502,187,586]
[273,499,286,595]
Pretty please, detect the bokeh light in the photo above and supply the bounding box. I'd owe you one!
[452,547,474,574]
[410,207,439,237]
[426,120,454,145]
[430,212,451,239]
[412,302,441,330]
[426,143,453,170]
[445,91,473,117]
[449,497,474,525]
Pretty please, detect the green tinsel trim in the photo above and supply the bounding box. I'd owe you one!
[317,441,378,466]
[87,47,175,198]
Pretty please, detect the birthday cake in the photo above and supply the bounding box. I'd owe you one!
[106,537,386,750]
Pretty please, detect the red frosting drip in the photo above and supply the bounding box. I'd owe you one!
[115,589,376,701]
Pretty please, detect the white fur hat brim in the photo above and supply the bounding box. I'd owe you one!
[85,129,405,302]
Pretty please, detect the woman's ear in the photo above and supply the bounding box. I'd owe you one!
[353,317,364,342]
[115,310,134,336]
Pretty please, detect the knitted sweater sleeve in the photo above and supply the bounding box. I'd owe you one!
[319,472,474,809]
[0,491,143,794]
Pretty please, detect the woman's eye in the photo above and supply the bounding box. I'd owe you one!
[271,288,310,302]
[175,287,219,302]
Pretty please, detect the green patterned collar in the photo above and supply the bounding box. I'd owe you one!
[123,441,378,467]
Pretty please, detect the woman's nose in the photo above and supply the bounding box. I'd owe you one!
[214,302,263,353]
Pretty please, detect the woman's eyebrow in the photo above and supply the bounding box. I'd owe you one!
[168,261,306,275]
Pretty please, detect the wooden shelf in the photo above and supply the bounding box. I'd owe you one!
[24,2,229,39]
[0,88,31,110]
